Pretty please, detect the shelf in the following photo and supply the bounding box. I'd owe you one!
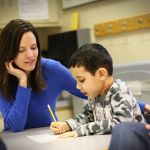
[95,13,150,36]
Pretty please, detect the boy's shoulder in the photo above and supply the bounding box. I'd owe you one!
[109,79,128,94]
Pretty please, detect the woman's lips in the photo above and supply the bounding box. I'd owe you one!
[25,60,35,65]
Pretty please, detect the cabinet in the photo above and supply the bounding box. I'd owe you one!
[48,28,91,68]
[0,0,61,29]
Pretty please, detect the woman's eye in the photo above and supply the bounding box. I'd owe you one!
[18,49,25,53]
[31,47,37,50]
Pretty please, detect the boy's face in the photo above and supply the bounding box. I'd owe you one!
[70,66,105,99]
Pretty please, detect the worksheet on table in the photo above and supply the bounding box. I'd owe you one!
[27,134,58,143]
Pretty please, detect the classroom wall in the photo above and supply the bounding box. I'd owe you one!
[60,0,150,64]
[0,0,150,123]
[0,0,149,64]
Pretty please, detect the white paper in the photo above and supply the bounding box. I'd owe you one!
[18,0,49,20]
[27,134,58,143]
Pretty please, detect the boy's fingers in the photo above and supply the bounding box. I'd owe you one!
[58,132,70,139]
[58,131,77,139]
[50,127,61,134]
[51,122,59,127]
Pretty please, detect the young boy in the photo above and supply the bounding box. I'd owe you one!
[50,43,145,138]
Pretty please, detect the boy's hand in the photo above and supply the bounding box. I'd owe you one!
[58,130,78,139]
[50,122,71,134]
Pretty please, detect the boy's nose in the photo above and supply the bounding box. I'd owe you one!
[76,83,81,90]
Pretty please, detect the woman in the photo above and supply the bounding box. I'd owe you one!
[0,19,85,132]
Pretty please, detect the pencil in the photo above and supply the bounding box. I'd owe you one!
[47,104,57,122]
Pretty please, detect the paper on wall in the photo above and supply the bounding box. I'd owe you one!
[18,0,49,20]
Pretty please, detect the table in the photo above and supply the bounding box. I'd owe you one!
[1,127,111,150]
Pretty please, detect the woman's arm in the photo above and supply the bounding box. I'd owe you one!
[137,101,150,114]
[0,86,31,132]
[45,59,87,99]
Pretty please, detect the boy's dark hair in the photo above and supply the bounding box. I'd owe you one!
[0,19,45,100]
[69,43,113,75]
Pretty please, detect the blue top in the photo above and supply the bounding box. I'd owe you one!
[137,101,145,114]
[0,58,86,132]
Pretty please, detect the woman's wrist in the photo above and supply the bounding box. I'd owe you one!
[19,78,27,88]
[145,104,150,113]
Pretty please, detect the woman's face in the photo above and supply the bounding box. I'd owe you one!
[14,31,39,74]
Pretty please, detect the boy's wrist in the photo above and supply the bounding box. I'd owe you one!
[64,121,71,131]
[75,127,83,137]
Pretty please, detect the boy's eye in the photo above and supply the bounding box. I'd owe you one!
[79,79,85,83]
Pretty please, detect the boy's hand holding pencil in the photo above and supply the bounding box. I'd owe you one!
[50,122,78,138]
[50,121,71,134]
[47,103,78,138]
[47,104,71,134]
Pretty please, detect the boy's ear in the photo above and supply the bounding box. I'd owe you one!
[96,68,108,80]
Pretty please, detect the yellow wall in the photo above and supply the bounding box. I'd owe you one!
[2,0,149,65]
[1,0,150,64]
[60,0,150,64]
[56,107,73,121]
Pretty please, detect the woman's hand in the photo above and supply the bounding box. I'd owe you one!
[50,122,71,134]
[58,130,78,139]
[145,104,150,113]
[5,61,27,87]
[145,124,150,136]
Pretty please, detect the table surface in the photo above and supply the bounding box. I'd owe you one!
[1,127,111,150]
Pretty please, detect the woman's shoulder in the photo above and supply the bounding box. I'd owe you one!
[40,57,68,73]
[40,58,72,82]
[40,57,62,70]
[41,57,58,66]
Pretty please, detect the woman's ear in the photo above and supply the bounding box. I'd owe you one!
[96,68,108,81]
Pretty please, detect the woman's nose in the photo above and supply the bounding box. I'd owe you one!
[26,49,34,57]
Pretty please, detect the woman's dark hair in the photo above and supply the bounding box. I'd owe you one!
[69,43,113,75]
[0,19,45,100]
